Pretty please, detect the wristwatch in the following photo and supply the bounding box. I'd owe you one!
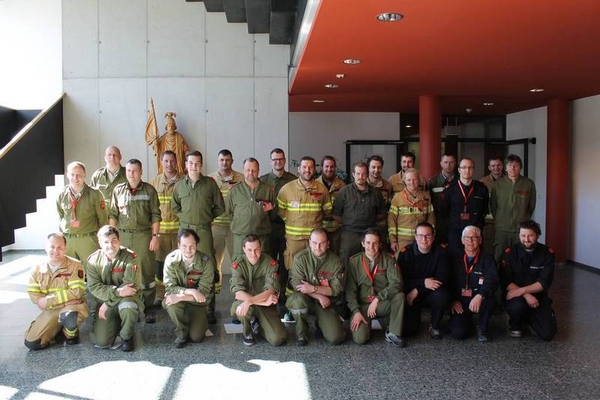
[152,233,161,237]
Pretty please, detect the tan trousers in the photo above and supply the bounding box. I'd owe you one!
[24,303,89,348]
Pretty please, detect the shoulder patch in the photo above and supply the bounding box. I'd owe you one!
[100,200,106,210]
[231,262,238,270]
[202,254,209,262]
[270,259,278,267]
[400,247,407,253]
[548,247,555,254]
[132,265,138,272]
[440,243,447,249]
[78,269,84,279]
[504,247,511,253]
[389,252,395,259]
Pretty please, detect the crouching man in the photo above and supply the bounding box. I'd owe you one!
[25,233,88,349]
[163,229,214,348]
[87,225,143,352]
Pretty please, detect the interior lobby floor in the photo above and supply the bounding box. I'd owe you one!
[1,250,599,400]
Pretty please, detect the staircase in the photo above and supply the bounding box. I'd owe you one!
[3,175,64,251]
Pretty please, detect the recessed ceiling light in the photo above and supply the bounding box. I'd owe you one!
[377,13,403,22]
[343,59,361,65]
[530,88,544,92]
[405,125,412,128]
[313,99,325,103]
[324,84,339,88]
[336,74,345,79]
[483,102,494,106]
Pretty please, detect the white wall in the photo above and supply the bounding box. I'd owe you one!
[572,94,600,269]
[289,112,400,174]
[506,106,548,242]
[62,0,289,180]
[0,0,62,109]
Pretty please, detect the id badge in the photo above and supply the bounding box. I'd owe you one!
[70,220,80,228]
[478,277,484,285]
[460,213,470,221]
[461,288,472,297]
[319,278,329,287]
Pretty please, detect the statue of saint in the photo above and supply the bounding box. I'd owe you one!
[145,99,189,175]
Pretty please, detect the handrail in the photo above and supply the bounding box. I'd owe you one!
[0,93,65,160]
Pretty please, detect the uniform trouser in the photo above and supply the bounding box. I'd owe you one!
[164,301,208,342]
[339,230,364,269]
[232,233,271,260]
[92,298,140,347]
[351,292,405,344]
[66,234,99,266]
[404,288,449,336]
[286,293,345,344]
[505,295,557,341]
[376,220,389,251]
[269,224,287,305]
[120,231,156,309]
[212,223,233,294]
[24,303,88,349]
[155,233,178,300]
[230,301,287,346]
[494,229,519,262]
[434,214,448,245]
[284,238,310,299]
[326,229,342,257]
[448,296,496,339]
[482,218,495,256]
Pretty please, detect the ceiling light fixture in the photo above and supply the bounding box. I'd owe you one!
[313,99,325,103]
[405,125,412,128]
[377,13,403,22]
[336,74,345,79]
[324,84,339,88]
[530,88,545,93]
[343,59,361,65]
[483,102,494,106]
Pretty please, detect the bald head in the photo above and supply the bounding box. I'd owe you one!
[104,146,122,170]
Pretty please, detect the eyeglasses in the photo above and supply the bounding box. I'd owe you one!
[415,234,433,240]
[463,236,481,241]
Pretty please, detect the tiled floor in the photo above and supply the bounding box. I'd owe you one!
[1,250,600,400]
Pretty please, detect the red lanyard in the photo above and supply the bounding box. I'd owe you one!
[361,254,379,283]
[463,251,480,286]
[402,189,422,209]
[68,191,83,220]
[458,181,474,210]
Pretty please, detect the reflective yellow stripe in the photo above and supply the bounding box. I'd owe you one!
[64,326,78,336]
[157,195,173,205]
[68,279,85,290]
[388,227,414,236]
[159,221,180,230]
[285,225,315,236]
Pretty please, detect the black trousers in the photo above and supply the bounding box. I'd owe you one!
[505,295,557,341]
[404,288,448,336]
[448,296,496,339]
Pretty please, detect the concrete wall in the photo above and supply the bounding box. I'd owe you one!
[62,0,289,180]
[506,106,548,243]
[571,94,600,269]
[0,0,62,109]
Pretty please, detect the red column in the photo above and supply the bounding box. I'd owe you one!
[546,99,570,262]
[419,95,441,180]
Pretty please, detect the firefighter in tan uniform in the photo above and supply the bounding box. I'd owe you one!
[388,168,435,253]
[25,233,88,350]
[150,150,183,304]
[208,149,244,320]
[387,151,426,195]
[316,156,345,256]
[57,162,107,263]
[277,156,333,270]
[90,145,127,209]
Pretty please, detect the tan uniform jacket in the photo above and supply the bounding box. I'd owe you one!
[27,257,86,310]
[316,176,345,233]
[151,173,183,233]
[209,170,244,226]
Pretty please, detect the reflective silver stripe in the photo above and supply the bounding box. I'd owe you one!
[118,301,139,310]
[141,281,156,290]
[432,187,444,193]
[291,308,309,315]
